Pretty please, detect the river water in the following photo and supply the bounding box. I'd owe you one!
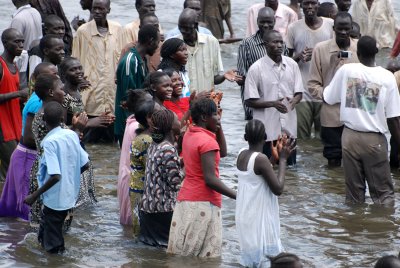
[1,0,400,267]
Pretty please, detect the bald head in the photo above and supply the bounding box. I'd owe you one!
[257,7,275,33]
[178,8,198,24]
[93,0,110,8]
[1,28,22,44]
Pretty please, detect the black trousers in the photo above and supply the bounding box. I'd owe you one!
[38,206,69,253]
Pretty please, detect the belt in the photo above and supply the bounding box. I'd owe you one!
[17,143,37,154]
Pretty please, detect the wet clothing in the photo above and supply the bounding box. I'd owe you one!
[38,206,69,253]
[200,0,231,39]
[236,151,283,267]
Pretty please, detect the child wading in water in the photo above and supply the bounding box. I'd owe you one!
[236,119,295,267]
[24,101,89,253]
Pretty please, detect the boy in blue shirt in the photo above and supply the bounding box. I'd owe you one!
[24,101,89,253]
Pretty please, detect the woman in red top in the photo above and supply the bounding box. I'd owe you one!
[167,98,236,258]
[163,69,190,122]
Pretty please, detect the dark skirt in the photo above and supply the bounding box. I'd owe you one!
[139,210,173,248]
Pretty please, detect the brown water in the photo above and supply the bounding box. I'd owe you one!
[1,0,400,267]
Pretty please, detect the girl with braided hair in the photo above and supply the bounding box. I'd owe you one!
[138,109,183,247]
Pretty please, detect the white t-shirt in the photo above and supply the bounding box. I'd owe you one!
[323,63,400,133]
[287,17,334,101]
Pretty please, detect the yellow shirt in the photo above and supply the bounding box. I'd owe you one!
[72,20,124,116]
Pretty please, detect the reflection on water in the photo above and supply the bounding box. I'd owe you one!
[1,0,400,267]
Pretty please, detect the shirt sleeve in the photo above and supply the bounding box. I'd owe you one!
[198,133,219,155]
[10,18,24,35]
[286,24,295,50]
[308,45,324,100]
[244,63,261,100]
[323,66,345,105]
[215,39,224,74]
[42,141,61,175]
[384,74,400,118]
[161,147,184,191]
[237,41,247,76]
[292,62,304,93]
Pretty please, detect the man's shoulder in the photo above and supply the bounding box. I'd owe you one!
[108,20,122,29]
[199,32,219,44]
[314,39,333,50]
[279,3,297,16]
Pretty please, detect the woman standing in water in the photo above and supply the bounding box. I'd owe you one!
[167,98,236,257]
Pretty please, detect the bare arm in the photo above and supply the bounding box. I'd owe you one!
[216,125,227,158]
[21,114,36,149]
[388,117,400,149]
[24,174,61,205]
[254,153,286,195]
[245,98,288,113]
[201,151,236,199]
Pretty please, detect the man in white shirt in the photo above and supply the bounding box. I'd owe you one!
[323,36,400,205]
[245,30,303,165]
[246,0,298,39]
[287,0,334,140]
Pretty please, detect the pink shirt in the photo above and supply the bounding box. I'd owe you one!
[246,2,298,39]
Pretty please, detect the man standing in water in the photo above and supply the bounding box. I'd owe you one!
[72,0,124,143]
[0,28,29,181]
[177,8,240,92]
[308,12,359,167]
[237,7,275,120]
[324,36,400,205]
[286,0,334,140]
[115,25,160,145]
[244,30,303,165]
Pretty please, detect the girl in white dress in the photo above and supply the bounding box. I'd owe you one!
[236,119,295,267]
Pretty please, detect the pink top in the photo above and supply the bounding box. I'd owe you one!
[177,126,222,207]
[246,2,298,39]
[117,115,139,225]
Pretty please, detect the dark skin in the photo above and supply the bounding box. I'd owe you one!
[43,38,65,66]
[0,29,29,104]
[11,0,29,9]
[92,0,111,34]
[178,12,242,86]
[237,136,295,195]
[288,0,322,63]
[246,32,303,112]
[334,0,351,12]
[62,59,115,128]
[334,16,352,50]
[197,111,235,199]
[237,7,275,86]
[137,0,156,19]
[24,120,89,206]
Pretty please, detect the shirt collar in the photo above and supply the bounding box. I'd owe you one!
[88,19,114,36]
[12,4,31,18]
[274,3,284,19]
[265,54,287,69]
[189,125,216,138]
[329,38,358,53]
[253,31,265,45]
[40,126,62,147]
[197,32,207,44]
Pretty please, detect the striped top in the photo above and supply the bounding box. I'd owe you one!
[237,31,267,79]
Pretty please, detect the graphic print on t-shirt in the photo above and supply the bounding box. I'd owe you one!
[345,77,381,114]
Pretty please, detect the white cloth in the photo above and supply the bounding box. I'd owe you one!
[286,17,334,101]
[236,151,283,268]
[244,55,304,141]
[324,63,400,133]
[351,0,398,48]
[10,4,42,50]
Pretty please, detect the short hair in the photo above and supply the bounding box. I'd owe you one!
[350,21,361,38]
[162,68,179,78]
[270,252,301,268]
[245,119,266,145]
[134,98,156,133]
[93,0,110,8]
[138,24,159,44]
[317,2,336,17]
[178,8,198,24]
[374,255,400,268]
[262,29,280,41]
[143,71,170,94]
[140,13,158,25]
[32,62,57,80]
[43,15,63,28]
[357,35,378,58]
[34,73,60,101]
[190,98,217,124]
[126,89,150,113]
[39,34,62,54]
[183,0,199,8]
[151,109,175,143]
[43,101,64,127]
[1,28,20,44]
[135,0,143,9]
[58,57,80,83]
[334,11,353,25]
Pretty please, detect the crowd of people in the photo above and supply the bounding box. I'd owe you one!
[0,0,400,267]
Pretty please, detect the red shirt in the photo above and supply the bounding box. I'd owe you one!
[0,57,21,142]
[163,97,190,121]
[177,126,222,207]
